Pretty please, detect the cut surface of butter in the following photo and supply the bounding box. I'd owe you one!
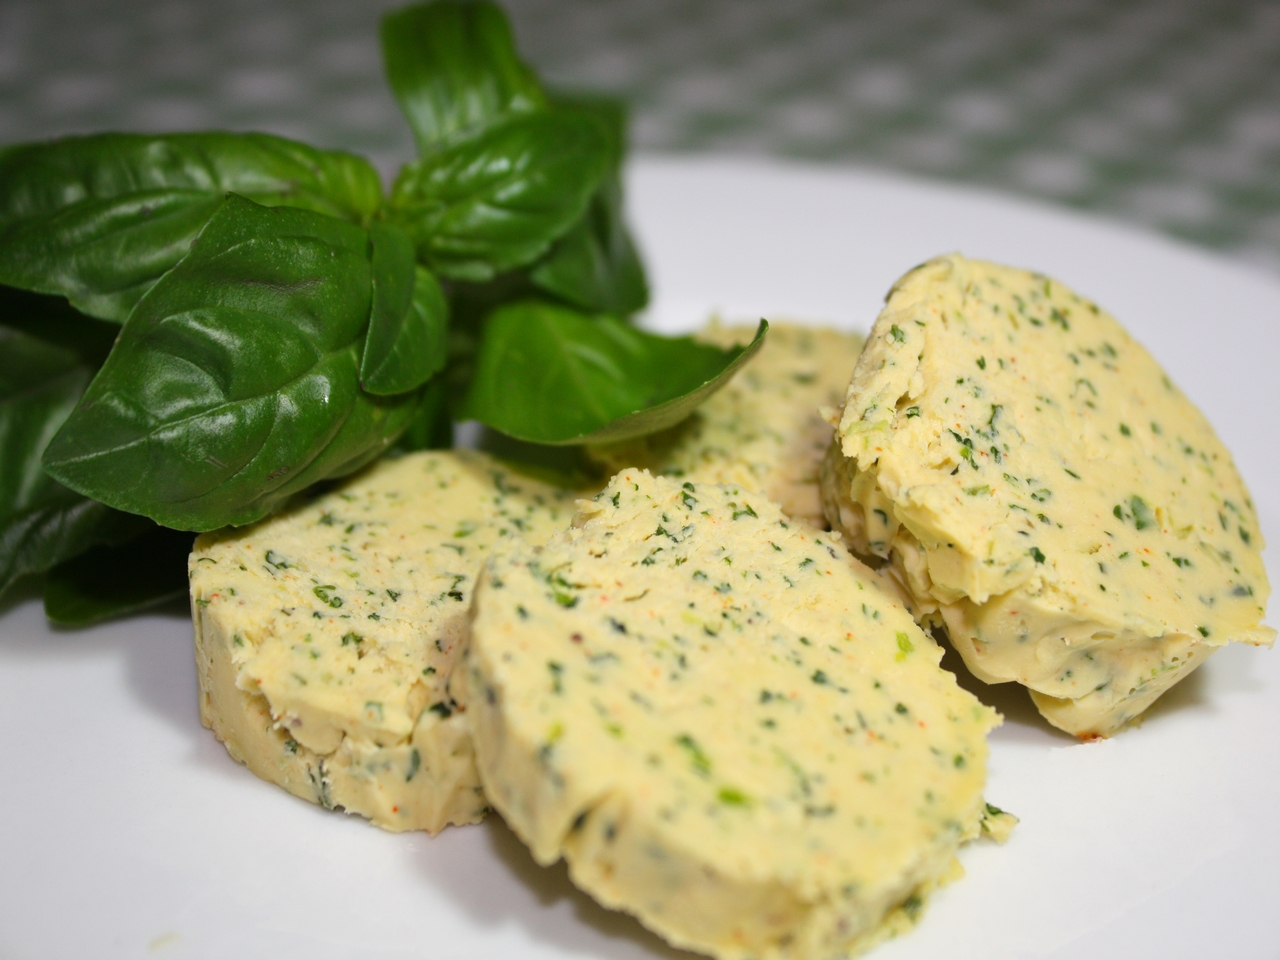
[823,254,1273,738]
[590,322,863,526]
[189,450,578,833]
[461,469,1000,960]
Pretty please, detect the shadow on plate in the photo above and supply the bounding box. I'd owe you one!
[0,593,247,776]
[413,814,693,960]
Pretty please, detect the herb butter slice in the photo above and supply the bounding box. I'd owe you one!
[589,322,864,527]
[460,470,1001,960]
[189,450,578,833]
[823,254,1273,738]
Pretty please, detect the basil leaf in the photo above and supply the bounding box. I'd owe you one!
[387,107,609,282]
[529,173,648,316]
[462,300,767,444]
[0,286,119,368]
[44,524,192,626]
[381,0,545,153]
[43,196,424,532]
[360,223,448,395]
[528,95,647,315]
[0,133,383,322]
[0,327,147,598]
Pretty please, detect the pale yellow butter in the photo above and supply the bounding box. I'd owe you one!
[189,450,577,833]
[590,322,864,527]
[823,254,1273,738]
[460,470,1000,960]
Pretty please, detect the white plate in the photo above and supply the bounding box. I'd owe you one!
[1,158,1276,960]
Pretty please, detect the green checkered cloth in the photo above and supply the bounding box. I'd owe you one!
[2,0,1278,272]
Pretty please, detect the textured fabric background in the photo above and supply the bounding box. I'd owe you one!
[2,0,1279,272]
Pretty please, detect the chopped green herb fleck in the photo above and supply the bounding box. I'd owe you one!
[313,585,342,608]
[675,734,711,776]
[718,786,751,806]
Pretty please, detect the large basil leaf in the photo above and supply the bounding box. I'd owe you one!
[387,107,609,282]
[0,327,147,598]
[44,524,193,626]
[0,133,383,322]
[381,0,545,154]
[461,300,767,444]
[43,196,424,532]
[360,223,448,395]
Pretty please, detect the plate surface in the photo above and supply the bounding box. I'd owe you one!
[1,158,1276,960]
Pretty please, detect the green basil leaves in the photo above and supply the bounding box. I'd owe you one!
[381,0,546,152]
[361,223,449,395]
[2,0,769,625]
[463,301,767,444]
[0,327,147,598]
[42,197,426,531]
[387,107,609,281]
[43,524,194,626]
[529,96,648,315]
[0,133,382,322]
[380,4,645,310]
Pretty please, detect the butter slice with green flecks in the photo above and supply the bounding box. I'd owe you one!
[823,254,1273,738]
[461,470,1001,960]
[590,322,863,527]
[189,450,578,833]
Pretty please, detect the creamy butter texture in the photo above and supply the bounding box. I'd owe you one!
[461,470,1001,960]
[189,450,577,833]
[823,254,1273,737]
[591,323,863,526]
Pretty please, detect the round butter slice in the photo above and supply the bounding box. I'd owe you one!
[460,469,999,960]
[190,450,578,833]
[589,322,864,527]
[823,254,1273,738]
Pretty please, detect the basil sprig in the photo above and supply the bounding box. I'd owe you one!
[0,0,768,621]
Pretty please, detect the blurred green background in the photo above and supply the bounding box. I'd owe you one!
[2,0,1278,273]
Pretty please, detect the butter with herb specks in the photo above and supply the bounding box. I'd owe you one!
[189,450,578,833]
[590,322,864,527]
[822,254,1273,738]
[460,470,1003,960]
